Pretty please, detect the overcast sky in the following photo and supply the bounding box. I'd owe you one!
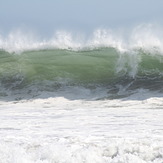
[0,0,163,35]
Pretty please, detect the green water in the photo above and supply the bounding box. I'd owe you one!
[0,48,163,91]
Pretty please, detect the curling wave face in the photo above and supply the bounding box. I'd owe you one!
[0,25,163,99]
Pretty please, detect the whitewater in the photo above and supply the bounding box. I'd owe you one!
[0,25,163,163]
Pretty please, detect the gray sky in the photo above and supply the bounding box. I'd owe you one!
[0,0,163,35]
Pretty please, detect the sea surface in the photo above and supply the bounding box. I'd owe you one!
[0,26,163,163]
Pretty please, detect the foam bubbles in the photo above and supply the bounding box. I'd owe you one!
[0,95,163,163]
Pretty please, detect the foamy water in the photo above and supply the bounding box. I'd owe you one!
[0,90,163,163]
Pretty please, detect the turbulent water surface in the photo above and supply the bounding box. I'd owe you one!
[0,28,163,163]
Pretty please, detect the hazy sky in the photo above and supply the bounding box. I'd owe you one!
[0,0,163,34]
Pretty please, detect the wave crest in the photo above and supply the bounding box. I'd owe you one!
[1,24,163,53]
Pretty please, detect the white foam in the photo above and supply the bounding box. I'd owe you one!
[0,91,163,162]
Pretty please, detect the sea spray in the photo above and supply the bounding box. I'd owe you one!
[1,24,163,53]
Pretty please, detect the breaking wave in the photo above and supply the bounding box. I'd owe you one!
[0,24,163,99]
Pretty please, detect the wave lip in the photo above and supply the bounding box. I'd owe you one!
[1,24,163,53]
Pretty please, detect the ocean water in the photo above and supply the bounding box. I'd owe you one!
[0,26,163,163]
